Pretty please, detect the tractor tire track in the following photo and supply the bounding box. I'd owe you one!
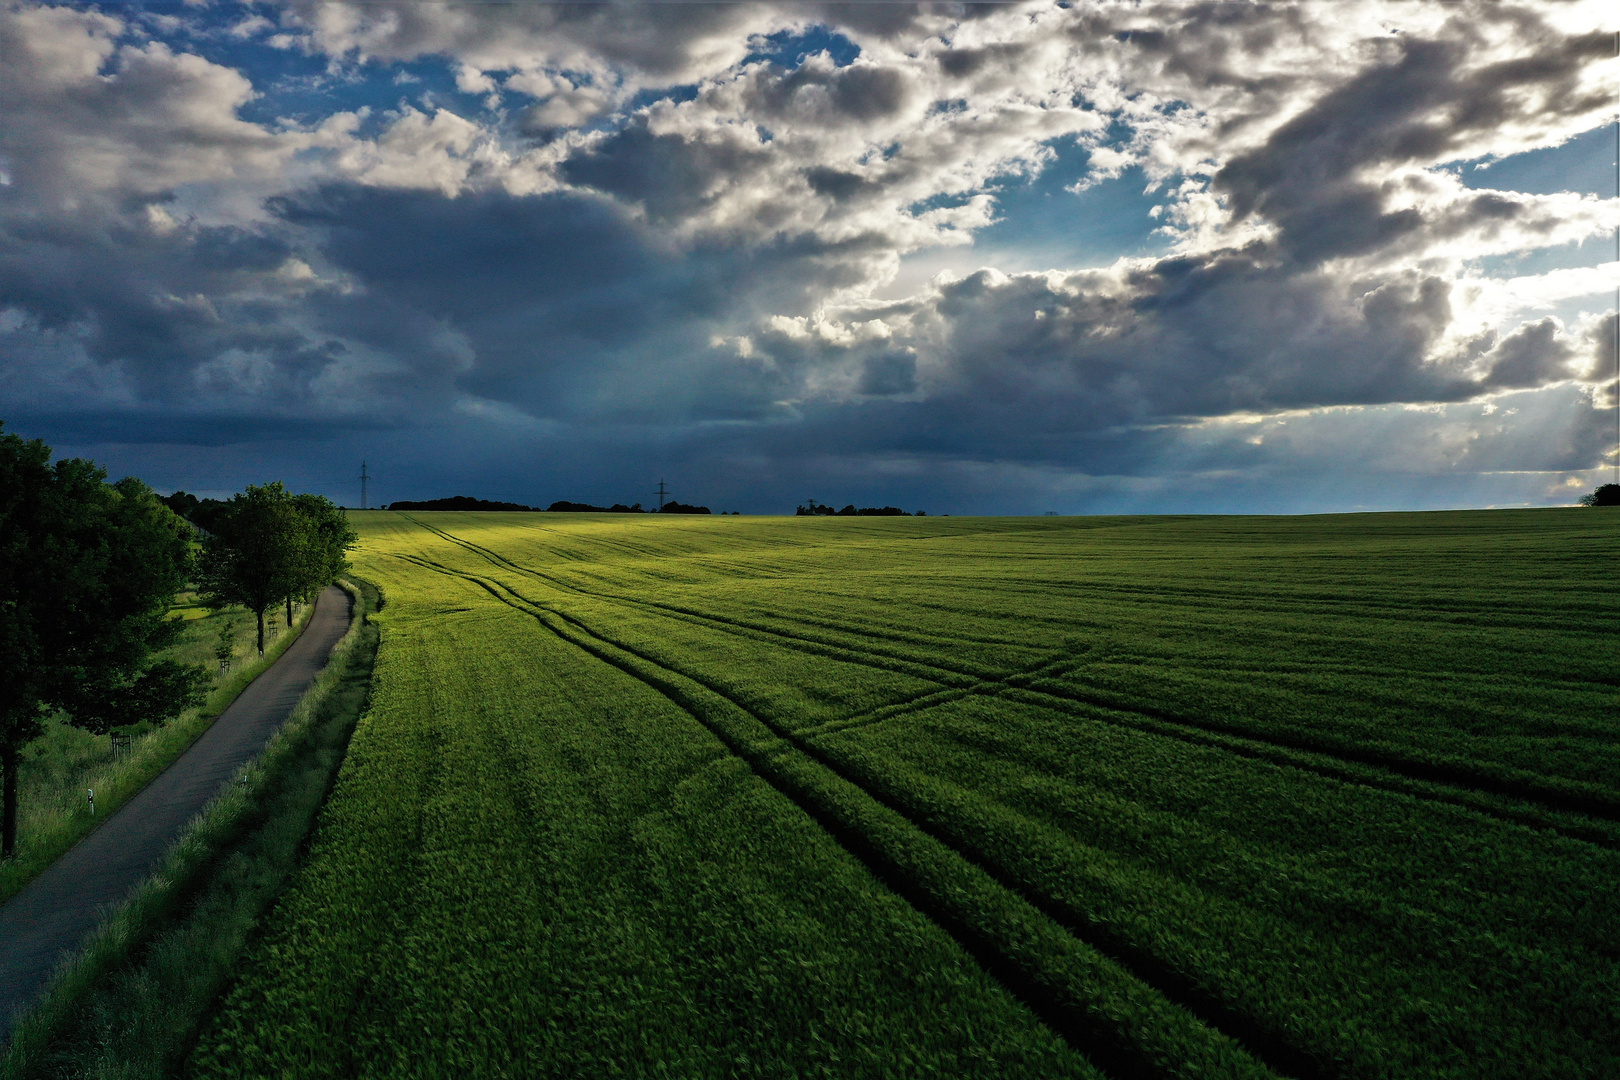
[498,565,1620,844]
[397,523,1620,846]
[1003,683,1620,833]
[393,550,1306,1080]
[402,516,1049,666]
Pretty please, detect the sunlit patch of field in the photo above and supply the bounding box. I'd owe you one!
[198,509,1620,1080]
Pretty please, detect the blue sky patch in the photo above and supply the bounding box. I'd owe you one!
[745,25,860,69]
[1454,124,1617,198]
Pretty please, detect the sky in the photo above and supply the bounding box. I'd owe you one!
[0,0,1615,515]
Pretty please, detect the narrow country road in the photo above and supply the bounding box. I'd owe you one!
[0,584,354,1044]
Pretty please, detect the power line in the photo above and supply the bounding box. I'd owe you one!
[655,479,669,511]
[359,461,370,510]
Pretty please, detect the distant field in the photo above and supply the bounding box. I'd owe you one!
[197,510,1619,1079]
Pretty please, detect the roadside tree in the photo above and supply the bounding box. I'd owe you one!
[1,425,205,859]
[195,483,313,657]
[290,493,358,623]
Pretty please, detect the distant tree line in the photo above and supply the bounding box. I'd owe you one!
[377,496,719,514]
[159,490,228,533]
[797,500,923,517]
[1579,484,1620,506]
[548,501,646,513]
[550,500,712,513]
[388,496,540,512]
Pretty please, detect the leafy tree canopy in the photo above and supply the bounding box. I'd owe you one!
[291,492,358,616]
[1,423,205,857]
[198,484,301,655]
[1578,483,1620,506]
[196,484,357,655]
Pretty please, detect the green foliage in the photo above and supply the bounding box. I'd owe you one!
[290,492,358,598]
[196,484,354,655]
[195,483,308,657]
[50,476,208,735]
[213,620,237,664]
[0,424,202,858]
[1578,483,1620,506]
[158,490,201,521]
[194,510,1619,1079]
[0,428,60,763]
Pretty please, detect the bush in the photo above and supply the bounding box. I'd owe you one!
[1577,484,1620,506]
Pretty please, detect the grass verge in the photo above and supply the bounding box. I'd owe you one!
[0,601,316,908]
[0,577,380,1080]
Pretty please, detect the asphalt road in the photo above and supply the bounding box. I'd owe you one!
[0,584,353,1044]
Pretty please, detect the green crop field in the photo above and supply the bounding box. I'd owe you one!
[194,510,1619,1080]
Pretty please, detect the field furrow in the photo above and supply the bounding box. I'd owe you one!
[390,546,1286,1079]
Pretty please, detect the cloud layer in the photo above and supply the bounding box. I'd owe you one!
[0,0,1614,511]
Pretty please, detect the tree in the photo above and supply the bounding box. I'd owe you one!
[195,483,313,656]
[1578,483,1620,506]
[290,492,358,623]
[214,619,237,671]
[159,490,201,521]
[1,425,205,858]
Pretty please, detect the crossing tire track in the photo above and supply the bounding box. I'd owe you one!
[397,523,1620,846]
[391,546,1312,1080]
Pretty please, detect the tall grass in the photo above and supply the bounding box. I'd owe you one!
[0,579,379,1080]
[0,602,312,908]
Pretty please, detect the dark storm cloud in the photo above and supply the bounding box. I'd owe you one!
[0,211,322,402]
[751,246,1612,470]
[804,166,868,201]
[261,182,903,423]
[0,409,391,447]
[742,57,915,122]
[559,120,775,226]
[1479,318,1578,391]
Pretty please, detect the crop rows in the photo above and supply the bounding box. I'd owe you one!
[197,510,1619,1078]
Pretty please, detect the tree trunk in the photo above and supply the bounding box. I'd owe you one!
[2,742,18,860]
[286,595,294,628]
[257,607,266,656]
